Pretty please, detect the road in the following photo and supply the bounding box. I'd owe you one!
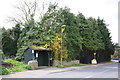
[40,62,118,78]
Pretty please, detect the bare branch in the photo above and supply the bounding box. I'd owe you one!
[8,0,51,28]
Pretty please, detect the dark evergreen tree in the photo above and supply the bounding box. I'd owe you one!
[2,24,21,58]
[97,18,114,62]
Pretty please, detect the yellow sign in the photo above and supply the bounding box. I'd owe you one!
[92,59,97,64]
[61,28,65,32]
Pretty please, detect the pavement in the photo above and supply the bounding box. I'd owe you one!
[0,60,118,78]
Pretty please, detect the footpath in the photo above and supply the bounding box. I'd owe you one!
[0,61,117,78]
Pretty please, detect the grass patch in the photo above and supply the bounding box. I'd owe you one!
[56,65,65,68]
[56,64,85,68]
[71,64,85,66]
[1,59,32,75]
[98,61,114,64]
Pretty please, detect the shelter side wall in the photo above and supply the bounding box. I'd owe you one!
[24,49,34,64]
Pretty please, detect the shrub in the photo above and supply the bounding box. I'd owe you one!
[0,67,10,75]
[22,65,32,70]
[1,59,33,75]
[7,67,22,73]
[3,59,23,66]
[15,46,27,61]
[3,59,32,70]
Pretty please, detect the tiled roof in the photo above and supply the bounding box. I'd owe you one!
[29,46,50,51]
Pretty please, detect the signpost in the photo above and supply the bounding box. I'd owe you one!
[92,52,97,64]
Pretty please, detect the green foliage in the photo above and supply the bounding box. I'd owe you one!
[3,59,29,67]
[1,59,32,75]
[7,67,22,73]
[2,24,21,57]
[21,65,32,70]
[56,65,65,68]
[0,49,4,60]
[3,59,23,66]
[66,26,82,59]
[0,67,10,75]
[71,64,84,66]
[61,8,114,62]
[85,17,105,51]
[56,64,85,68]
[15,46,27,60]
[2,29,15,57]
[95,18,114,61]
[44,33,68,63]
[17,3,68,61]
[63,12,84,59]
[3,1,114,63]
[0,28,2,49]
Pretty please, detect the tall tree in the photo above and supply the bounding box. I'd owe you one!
[86,17,105,51]
[0,28,2,50]
[12,1,114,63]
[97,18,114,61]
[2,28,14,57]
[9,0,37,29]
[60,8,81,60]
[16,3,66,60]
[2,24,21,58]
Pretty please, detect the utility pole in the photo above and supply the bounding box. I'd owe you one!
[60,25,65,66]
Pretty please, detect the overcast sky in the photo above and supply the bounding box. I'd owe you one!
[0,0,119,43]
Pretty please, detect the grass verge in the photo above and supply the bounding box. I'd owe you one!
[56,64,85,68]
[97,61,115,64]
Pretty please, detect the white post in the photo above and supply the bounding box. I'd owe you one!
[32,50,34,60]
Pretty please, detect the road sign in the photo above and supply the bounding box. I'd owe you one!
[92,59,97,64]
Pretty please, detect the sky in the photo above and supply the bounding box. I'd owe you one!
[0,0,119,43]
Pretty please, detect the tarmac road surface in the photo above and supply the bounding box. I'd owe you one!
[40,62,118,78]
